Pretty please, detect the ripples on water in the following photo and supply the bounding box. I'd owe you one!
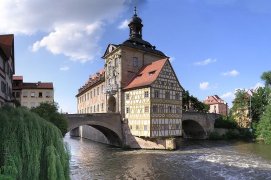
[64,137,271,180]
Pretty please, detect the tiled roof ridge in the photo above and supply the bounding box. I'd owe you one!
[124,58,168,90]
[78,68,105,94]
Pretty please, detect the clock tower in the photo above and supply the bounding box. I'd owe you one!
[102,7,167,116]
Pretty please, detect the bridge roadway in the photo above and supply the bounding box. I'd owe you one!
[65,112,220,146]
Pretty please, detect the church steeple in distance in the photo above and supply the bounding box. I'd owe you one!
[128,6,143,39]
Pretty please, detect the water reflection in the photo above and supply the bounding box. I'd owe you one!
[65,137,271,180]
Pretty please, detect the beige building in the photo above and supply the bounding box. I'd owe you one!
[0,34,15,107]
[12,76,54,108]
[76,70,106,114]
[124,59,183,137]
[232,90,252,128]
[77,9,183,138]
[204,95,228,116]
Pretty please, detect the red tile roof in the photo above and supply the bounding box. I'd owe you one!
[77,69,105,96]
[0,34,14,59]
[204,95,225,105]
[124,58,168,90]
[22,82,53,89]
[13,75,23,81]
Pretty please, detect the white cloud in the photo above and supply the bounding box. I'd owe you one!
[252,82,264,90]
[118,19,129,29]
[169,56,175,63]
[200,82,210,90]
[222,69,239,77]
[0,0,128,62]
[59,66,70,71]
[221,92,235,99]
[32,22,103,62]
[194,58,217,66]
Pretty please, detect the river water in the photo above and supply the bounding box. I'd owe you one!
[64,136,271,180]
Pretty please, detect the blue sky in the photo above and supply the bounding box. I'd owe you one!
[1,0,271,113]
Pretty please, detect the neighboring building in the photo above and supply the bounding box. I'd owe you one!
[12,76,54,108]
[76,9,184,138]
[0,34,15,107]
[232,90,252,128]
[204,95,228,116]
[76,70,106,114]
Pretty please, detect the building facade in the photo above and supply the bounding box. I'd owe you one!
[204,95,228,116]
[76,70,106,114]
[124,59,183,137]
[231,90,252,128]
[76,9,183,138]
[0,34,15,107]
[12,76,54,108]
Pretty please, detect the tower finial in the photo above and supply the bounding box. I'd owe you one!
[134,6,137,16]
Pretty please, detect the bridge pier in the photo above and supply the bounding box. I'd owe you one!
[70,127,81,137]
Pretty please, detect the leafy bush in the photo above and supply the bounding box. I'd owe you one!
[214,116,237,129]
[209,132,223,140]
[256,102,271,144]
[31,102,68,136]
[0,106,70,180]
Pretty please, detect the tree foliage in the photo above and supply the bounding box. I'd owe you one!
[214,116,237,129]
[182,90,210,112]
[31,102,68,136]
[230,89,250,128]
[261,71,271,87]
[0,106,70,180]
[256,102,271,144]
[251,87,270,123]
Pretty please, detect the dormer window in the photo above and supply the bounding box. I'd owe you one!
[149,71,156,76]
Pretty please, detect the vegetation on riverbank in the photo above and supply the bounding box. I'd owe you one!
[31,102,68,136]
[227,71,271,144]
[0,106,70,180]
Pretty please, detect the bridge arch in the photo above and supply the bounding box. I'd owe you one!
[182,112,220,139]
[65,113,123,146]
[182,119,206,139]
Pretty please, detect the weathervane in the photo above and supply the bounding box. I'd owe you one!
[134,6,137,16]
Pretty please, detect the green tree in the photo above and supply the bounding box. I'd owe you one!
[256,101,271,144]
[0,106,69,179]
[261,71,271,87]
[31,102,68,136]
[251,87,270,123]
[182,90,209,112]
[182,90,190,111]
[230,89,250,128]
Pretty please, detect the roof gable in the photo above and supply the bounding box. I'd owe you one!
[204,95,225,105]
[124,58,168,90]
[154,60,184,91]
[102,44,118,58]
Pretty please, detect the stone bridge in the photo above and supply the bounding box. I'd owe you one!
[64,112,221,148]
[182,112,221,139]
[64,113,122,146]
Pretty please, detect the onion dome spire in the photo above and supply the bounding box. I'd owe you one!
[128,6,143,39]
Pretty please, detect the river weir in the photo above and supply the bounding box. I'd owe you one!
[65,136,271,180]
